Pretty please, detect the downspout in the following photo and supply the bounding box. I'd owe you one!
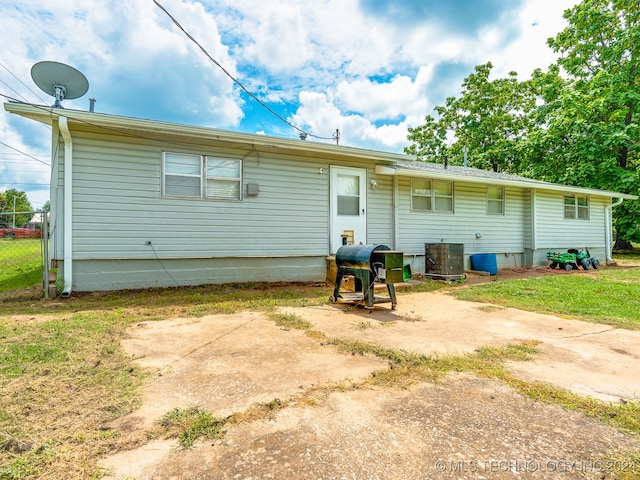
[392,175,399,250]
[530,189,537,264]
[59,116,73,297]
[606,197,625,264]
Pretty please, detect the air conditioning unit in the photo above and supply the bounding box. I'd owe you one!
[425,243,464,280]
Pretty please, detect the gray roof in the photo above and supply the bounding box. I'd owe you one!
[382,159,638,200]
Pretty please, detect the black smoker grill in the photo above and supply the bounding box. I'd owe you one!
[330,244,404,310]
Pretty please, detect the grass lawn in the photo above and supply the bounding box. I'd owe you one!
[452,266,640,330]
[1,252,639,478]
[0,239,42,293]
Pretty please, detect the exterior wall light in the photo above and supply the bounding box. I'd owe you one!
[370,179,378,190]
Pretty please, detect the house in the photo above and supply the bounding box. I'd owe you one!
[5,101,637,295]
[27,211,49,227]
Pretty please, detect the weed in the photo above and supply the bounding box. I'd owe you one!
[305,330,327,340]
[1,269,639,478]
[330,337,639,438]
[269,312,313,330]
[356,321,374,330]
[262,398,283,410]
[159,406,226,449]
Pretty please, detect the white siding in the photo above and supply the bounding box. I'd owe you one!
[66,133,333,260]
[523,189,533,249]
[366,173,394,246]
[395,176,524,262]
[55,129,400,289]
[533,190,609,263]
[50,125,618,290]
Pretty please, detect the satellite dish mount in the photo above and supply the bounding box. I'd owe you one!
[52,84,67,108]
[31,61,89,109]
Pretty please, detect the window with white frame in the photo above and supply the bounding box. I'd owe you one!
[206,157,241,199]
[564,194,589,220]
[487,186,505,215]
[411,178,454,213]
[163,152,242,200]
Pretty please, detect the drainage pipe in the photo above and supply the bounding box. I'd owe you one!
[59,116,73,297]
[606,197,625,263]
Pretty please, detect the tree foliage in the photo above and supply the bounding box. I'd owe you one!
[0,189,34,228]
[405,0,640,242]
[406,62,536,173]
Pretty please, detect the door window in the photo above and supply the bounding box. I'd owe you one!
[337,174,360,215]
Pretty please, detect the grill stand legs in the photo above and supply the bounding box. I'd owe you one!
[330,268,397,310]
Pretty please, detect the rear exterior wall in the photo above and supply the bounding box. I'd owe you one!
[51,126,614,291]
[394,176,525,272]
[53,128,388,290]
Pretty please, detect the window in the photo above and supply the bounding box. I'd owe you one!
[206,157,241,199]
[564,194,589,220]
[164,153,202,197]
[411,178,454,213]
[163,152,242,200]
[487,186,505,215]
[336,173,360,215]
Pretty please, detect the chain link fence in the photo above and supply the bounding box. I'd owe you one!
[0,211,48,296]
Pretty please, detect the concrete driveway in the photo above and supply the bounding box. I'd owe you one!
[101,288,640,479]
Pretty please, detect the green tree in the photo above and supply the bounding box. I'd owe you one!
[536,0,640,243]
[0,189,33,228]
[406,0,639,244]
[405,62,535,173]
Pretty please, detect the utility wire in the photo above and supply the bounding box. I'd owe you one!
[0,140,50,166]
[152,0,335,141]
[0,60,47,104]
[2,183,50,186]
[0,78,30,103]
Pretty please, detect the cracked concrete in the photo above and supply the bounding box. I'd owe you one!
[100,286,640,479]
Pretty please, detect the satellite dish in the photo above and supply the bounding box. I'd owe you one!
[31,61,89,108]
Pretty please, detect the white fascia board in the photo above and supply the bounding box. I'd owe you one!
[375,164,638,200]
[4,102,401,165]
[7,101,637,201]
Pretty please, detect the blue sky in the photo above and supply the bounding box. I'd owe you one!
[1,0,579,209]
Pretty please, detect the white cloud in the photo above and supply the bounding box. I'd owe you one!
[1,0,582,206]
[491,0,575,78]
[291,90,415,152]
[334,66,433,123]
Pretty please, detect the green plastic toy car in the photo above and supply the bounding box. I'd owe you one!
[547,248,599,271]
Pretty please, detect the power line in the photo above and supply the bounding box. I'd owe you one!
[0,78,30,103]
[0,60,47,104]
[1,183,49,186]
[0,140,50,166]
[152,0,336,142]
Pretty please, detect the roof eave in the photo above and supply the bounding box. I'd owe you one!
[6,101,638,201]
[4,101,407,165]
[377,165,638,200]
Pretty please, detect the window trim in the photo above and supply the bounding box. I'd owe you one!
[162,152,243,201]
[486,186,505,215]
[563,194,590,220]
[410,178,454,213]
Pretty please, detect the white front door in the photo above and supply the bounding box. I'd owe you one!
[330,166,367,253]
